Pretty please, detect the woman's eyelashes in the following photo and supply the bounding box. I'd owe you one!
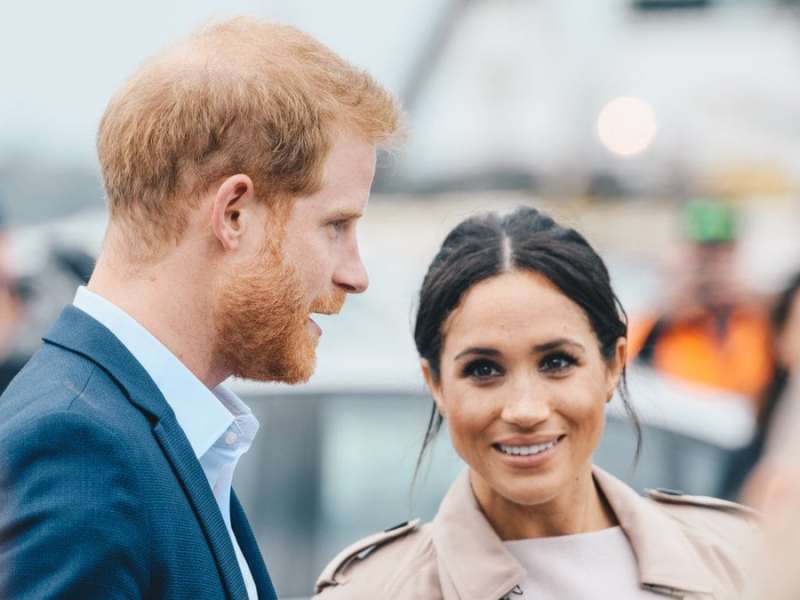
[462,359,504,381]
[539,351,578,375]
[459,351,579,382]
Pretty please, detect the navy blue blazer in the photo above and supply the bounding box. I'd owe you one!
[0,306,278,599]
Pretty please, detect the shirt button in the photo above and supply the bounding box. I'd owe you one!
[224,432,238,445]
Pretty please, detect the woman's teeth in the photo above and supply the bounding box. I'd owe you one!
[497,439,559,456]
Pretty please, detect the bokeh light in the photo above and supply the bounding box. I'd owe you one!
[596,96,658,157]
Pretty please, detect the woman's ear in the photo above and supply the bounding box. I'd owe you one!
[420,359,446,417]
[606,337,628,400]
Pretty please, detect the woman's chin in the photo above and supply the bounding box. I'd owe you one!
[474,469,563,509]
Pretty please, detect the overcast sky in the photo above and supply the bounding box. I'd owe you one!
[0,0,441,165]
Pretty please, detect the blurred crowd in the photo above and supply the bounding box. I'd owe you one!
[621,197,800,597]
[0,206,21,381]
[639,201,798,504]
[627,198,800,503]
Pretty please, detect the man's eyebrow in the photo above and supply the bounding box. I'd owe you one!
[533,339,585,353]
[326,209,363,221]
[453,347,501,361]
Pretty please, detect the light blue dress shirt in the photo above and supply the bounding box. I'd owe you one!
[73,286,259,599]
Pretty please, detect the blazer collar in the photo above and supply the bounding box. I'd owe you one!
[432,467,714,600]
[44,306,171,421]
[43,306,251,600]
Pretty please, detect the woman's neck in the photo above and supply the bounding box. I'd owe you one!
[470,468,618,541]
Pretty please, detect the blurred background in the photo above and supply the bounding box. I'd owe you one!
[3,0,800,597]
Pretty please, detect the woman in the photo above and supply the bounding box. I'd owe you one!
[314,208,759,600]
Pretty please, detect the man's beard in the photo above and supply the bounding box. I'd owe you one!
[213,244,345,384]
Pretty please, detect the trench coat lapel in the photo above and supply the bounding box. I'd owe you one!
[593,466,715,597]
[432,470,525,600]
[44,307,249,600]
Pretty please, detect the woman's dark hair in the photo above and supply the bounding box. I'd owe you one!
[412,207,640,477]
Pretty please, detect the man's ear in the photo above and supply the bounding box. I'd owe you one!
[210,174,256,252]
[420,359,446,417]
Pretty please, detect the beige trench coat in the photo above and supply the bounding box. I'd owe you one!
[314,466,760,600]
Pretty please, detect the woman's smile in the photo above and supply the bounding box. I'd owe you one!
[493,434,566,467]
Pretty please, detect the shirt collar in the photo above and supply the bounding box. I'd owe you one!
[73,286,237,458]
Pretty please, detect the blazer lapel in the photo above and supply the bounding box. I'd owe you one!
[44,307,249,600]
[231,490,278,600]
[153,419,249,599]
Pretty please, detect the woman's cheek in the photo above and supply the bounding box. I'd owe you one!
[445,389,489,449]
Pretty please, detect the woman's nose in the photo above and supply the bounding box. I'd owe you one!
[500,380,551,428]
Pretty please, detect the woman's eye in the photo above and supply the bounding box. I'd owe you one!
[540,352,577,374]
[463,360,503,380]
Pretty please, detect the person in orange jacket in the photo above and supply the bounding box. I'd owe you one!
[628,199,772,409]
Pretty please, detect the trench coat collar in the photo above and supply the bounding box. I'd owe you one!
[431,470,525,600]
[431,467,714,600]
[594,467,714,595]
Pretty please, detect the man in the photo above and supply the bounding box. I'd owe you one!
[0,17,401,600]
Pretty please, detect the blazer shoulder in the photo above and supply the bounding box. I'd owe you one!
[315,519,439,600]
[0,404,153,598]
[0,343,95,404]
[0,353,146,476]
[1,340,149,440]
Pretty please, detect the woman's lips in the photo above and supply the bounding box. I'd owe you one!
[492,435,566,468]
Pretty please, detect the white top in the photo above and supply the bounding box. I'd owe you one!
[73,286,259,600]
[503,527,660,600]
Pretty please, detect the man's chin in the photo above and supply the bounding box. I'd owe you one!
[239,354,317,385]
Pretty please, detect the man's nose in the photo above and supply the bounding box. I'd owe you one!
[333,246,369,294]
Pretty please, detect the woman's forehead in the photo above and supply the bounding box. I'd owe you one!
[441,270,593,351]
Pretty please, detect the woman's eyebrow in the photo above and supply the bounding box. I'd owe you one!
[453,347,501,361]
[533,338,585,353]
[453,339,585,361]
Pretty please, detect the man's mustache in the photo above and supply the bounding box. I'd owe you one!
[309,291,346,316]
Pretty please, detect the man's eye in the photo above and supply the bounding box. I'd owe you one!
[539,352,577,374]
[329,220,347,232]
[463,360,503,380]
